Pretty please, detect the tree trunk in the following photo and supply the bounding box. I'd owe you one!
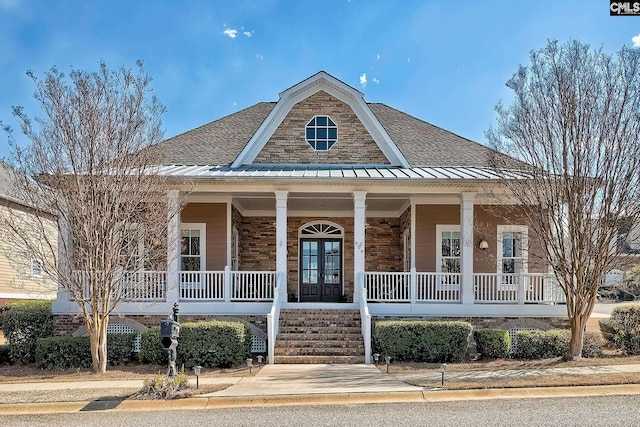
[564,314,586,361]
[87,317,109,373]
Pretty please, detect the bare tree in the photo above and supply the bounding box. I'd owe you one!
[488,40,640,359]
[1,61,181,373]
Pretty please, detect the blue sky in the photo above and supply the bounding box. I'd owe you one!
[1,0,638,161]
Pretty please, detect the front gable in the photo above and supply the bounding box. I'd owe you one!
[253,91,390,165]
[232,71,409,168]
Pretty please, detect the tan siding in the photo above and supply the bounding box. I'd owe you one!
[254,91,390,165]
[181,203,227,270]
[415,204,546,273]
[415,205,460,272]
[0,204,57,299]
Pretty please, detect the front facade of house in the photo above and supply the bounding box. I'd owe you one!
[52,72,568,362]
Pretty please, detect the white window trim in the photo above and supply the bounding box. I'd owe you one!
[298,220,344,238]
[231,228,239,271]
[435,225,461,291]
[497,225,529,290]
[180,223,206,272]
[31,258,43,278]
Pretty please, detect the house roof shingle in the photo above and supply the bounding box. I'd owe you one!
[152,100,509,169]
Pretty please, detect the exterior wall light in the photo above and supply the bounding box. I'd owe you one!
[478,238,489,251]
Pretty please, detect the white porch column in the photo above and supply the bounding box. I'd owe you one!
[410,198,417,304]
[353,191,367,302]
[460,192,475,305]
[166,190,181,304]
[275,190,288,302]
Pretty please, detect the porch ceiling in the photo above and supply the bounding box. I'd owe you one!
[232,192,411,216]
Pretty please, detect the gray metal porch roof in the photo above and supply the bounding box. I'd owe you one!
[157,164,529,180]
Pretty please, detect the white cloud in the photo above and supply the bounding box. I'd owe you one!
[256,53,264,60]
[372,77,380,84]
[233,101,237,107]
[223,28,238,38]
[407,57,411,63]
[359,73,367,87]
[633,34,640,48]
[244,31,252,37]
[376,54,380,60]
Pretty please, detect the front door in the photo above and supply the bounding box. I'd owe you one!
[299,239,342,302]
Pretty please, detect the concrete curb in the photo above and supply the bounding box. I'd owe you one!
[1,385,639,415]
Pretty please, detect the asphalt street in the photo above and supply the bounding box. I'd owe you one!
[1,396,638,427]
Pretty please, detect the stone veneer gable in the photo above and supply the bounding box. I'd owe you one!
[253,91,391,165]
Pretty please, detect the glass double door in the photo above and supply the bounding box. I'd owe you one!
[299,239,342,302]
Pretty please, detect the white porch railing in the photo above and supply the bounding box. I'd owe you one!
[359,272,372,364]
[416,272,461,302]
[75,271,167,302]
[365,272,411,302]
[231,271,277,301]
[179,271,225,300]
[364,271,565,305]
[266,272,284,365]
[474,273,566,304]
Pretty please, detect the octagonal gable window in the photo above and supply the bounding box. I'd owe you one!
[305,115,338,151]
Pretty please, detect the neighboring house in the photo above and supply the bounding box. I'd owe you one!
[0,160,57,306]
[52,72,567,363]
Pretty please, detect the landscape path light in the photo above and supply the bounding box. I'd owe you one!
[247,358,254,375]
[373,353,380,365]
[193,365,202,389]
[384,356,391,374]
[441,363,447,386]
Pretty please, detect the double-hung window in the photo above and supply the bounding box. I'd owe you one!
[436,225,461,289]
[497,225,528,290]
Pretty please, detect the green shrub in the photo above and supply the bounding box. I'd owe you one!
[373,320,472,363]
[473,328,511,359]
[0,300,53,364]
[139,329,167,365]
[0,344,11,364]
[36,336,92,370]
[176,320,252,368]
[138,320,252,368]
[35,333,137,370]
[513,329,603,359]
[599,306,640,355]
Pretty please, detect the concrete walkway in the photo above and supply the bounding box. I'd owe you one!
[206,364,419,397]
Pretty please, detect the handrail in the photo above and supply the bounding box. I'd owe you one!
[266,271,283,364]
[358,271,372,364]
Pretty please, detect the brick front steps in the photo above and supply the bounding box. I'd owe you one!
[274,309,365,364]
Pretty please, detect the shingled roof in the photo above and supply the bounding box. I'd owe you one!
[152,100,506,168]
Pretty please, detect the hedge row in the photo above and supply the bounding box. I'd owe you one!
[0,300,53,364]
[373,320,472,362]
[139,320,252,368]
[35,334,136,370]
[599,305,640,355]
[0,344,10,364]
[513,329,603,359]
[473,328,511,359]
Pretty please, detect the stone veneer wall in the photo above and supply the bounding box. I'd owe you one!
[239,216,276,271]
[365,217,403,272]
[253,90,390,165]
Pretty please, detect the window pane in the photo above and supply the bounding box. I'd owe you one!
[513,233,522,257]
[316,141,327,151]
[181,237,189,255]
[317,128,327,139]
[503,260,515,274]
[306,128,315,140]
[328,128,337,139]
[316,116,327,126]
[181,257,200,271]
[190,236,200,255]
[327,117,336,126]
[442,238,451,257]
